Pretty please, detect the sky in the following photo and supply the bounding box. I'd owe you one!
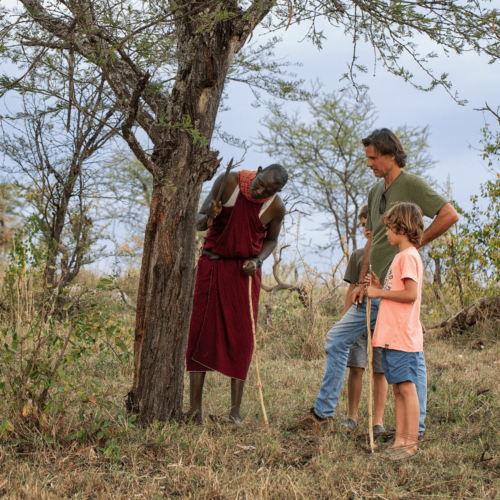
[210,18,499,267]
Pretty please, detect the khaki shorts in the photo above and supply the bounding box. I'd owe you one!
[347,330,384,373]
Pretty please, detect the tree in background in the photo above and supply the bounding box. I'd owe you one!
[0,77,121,292]
[101,150,153,266]
[432,105,500,307]
[0,182,22,257]
[257,90,435,254]
[1,0,498,422]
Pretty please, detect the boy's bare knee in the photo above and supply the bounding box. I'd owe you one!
[398,381,416,396]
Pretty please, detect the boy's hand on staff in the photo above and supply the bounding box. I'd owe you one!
[243,259,258,276]
[364,271,382,289]
[366,286,382,299]
[207,200,222,219]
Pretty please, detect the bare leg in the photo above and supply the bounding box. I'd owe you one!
[184,372,206,423]
[230,378,245,421]
[393,383,406,449]
[373,372,388,427]
[347,367,364,423]
[398,381,419,455]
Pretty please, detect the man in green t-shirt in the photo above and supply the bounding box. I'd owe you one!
[293,128,459,432]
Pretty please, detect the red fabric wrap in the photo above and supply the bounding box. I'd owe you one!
[238,169,272,204]
[186,192,267,380]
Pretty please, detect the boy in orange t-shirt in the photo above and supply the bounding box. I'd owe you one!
[366,202,424,461]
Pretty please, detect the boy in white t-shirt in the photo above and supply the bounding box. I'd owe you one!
[366,202,424,461]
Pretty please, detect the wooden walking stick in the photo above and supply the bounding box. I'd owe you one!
[248,275,269,427]
[366,264,375,452]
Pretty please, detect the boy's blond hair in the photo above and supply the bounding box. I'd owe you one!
[382,202,424,246]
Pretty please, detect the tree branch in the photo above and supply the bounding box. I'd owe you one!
[121,72,159,177]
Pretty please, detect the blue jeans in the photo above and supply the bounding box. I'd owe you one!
[314,298,427,434]
[417,351,427,435]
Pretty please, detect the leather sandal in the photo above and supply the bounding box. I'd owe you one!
[228,415,244,427]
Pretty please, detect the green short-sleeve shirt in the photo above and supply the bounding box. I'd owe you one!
[344,248,364,284]
[365,170,447,283]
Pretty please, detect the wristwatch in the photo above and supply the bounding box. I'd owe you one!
[254,257,263,269]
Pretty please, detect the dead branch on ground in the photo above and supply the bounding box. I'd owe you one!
[425,296,500,338]
[261,245,309,325]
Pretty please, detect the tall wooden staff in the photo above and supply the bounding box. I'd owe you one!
[248,276,269,427]
[366,265,375,452]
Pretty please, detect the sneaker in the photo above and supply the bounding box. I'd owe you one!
[290,408,333,431]
[373,424,386,434]
[340,418,357,432]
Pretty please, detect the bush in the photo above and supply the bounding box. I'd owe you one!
[0,219,133,444]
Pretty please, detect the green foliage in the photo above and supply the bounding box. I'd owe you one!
[257,89,436,253]
[226,37,309,108]
[432,180,500,307]
[0,217,133,442]
[432,119,500,306]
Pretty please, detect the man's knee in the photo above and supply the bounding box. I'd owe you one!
[324,318,362,353]
[324,323,345,352]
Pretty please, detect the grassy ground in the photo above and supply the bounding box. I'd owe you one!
[0,266,498,499]
[1,317,498,499]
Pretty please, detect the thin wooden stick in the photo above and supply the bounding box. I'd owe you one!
[367,265,374,452]
[248,276,269,427]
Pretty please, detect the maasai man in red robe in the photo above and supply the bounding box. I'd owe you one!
[185,164,288,425]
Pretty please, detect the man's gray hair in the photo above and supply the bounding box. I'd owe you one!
[262,163,288,187]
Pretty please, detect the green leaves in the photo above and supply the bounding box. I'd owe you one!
[432,118,500,305]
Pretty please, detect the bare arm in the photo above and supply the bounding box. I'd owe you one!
[418,203,459,248]
[196,174,226,231]
[351,233,372,305]
[344,283,356,314]
[366,278,418,303]
[242,201,286,276]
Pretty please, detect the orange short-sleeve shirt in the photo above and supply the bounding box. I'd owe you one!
[372,247,423,353]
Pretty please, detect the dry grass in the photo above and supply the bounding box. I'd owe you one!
[0,270,499,499]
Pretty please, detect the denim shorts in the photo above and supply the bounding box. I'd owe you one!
[380,349,419,385]
[347,330,384,373]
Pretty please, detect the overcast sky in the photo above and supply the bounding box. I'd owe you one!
[211,19,499,264]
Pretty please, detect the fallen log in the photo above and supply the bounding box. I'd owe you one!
[425,296,500,338]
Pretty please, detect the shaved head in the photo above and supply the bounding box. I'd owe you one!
[250,164,288,199]
[261,164,288,188]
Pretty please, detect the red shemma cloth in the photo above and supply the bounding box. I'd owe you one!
[238,170,272,204]
[186,191,267,380]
